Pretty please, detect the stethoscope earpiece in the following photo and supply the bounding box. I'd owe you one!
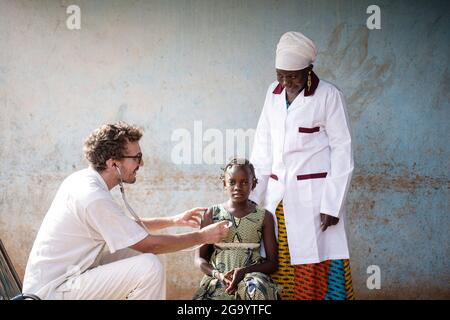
[115,165,121,177]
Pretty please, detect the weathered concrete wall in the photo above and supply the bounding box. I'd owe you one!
[0,0,448,299]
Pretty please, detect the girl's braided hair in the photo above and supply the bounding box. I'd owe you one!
[220,158,258,185]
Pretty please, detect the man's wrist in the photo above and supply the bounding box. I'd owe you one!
[196,229,206,244]
[170,215,179,227]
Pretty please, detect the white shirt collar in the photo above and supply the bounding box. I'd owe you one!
[87,166,109,191]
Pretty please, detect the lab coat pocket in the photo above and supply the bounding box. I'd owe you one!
[297,127,320,150]
[296,179,313,207]
[311,177,326,208]
[298,126,320,133]
[297,172,327,208]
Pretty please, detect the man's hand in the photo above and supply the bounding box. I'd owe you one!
[320,213,339,232]
[224,268,245,295]
[199,221,230,244]
[173,207,206,228]
[217,272,225,282]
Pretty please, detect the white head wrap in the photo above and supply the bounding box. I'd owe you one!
[275,31,317,71]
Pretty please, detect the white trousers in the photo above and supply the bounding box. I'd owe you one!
[57,249,166,300]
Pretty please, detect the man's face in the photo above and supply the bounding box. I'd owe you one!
[276,68,308,95]
[115,141,144,184]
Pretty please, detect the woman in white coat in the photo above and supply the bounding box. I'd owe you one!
[250,31,354,300]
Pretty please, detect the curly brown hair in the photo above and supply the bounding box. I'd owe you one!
[83,122,143,171]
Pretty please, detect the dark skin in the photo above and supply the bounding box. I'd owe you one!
[195,166,278,295]
[277,65,340,232]
[276,65,312,104]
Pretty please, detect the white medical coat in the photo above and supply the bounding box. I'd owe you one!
[250,78,354,265]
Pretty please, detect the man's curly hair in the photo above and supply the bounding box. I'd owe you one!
[83,122,143,171]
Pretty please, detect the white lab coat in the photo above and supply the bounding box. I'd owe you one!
[250,79,354,265]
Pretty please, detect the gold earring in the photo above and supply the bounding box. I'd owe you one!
[307,70,312,92]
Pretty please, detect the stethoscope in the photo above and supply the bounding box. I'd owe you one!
[114,165,152,235]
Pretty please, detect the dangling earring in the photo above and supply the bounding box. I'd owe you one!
[307,70,312,92]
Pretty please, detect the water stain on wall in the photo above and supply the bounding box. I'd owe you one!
[318,23,395,121]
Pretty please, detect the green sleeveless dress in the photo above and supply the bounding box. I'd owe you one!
[193,204,279,300]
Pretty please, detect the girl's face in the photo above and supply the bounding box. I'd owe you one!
[223,166,255,204]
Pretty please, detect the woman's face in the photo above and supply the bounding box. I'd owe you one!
[276,67,309,95]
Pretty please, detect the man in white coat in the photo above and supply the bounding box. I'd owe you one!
[23,122,230,299]
[250,32,354,300]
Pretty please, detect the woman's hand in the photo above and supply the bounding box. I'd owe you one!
[223,268,246,295]
[173,207,206,228]
[320,213,339,231]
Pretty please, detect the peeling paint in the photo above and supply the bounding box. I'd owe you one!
[352,174,449,192]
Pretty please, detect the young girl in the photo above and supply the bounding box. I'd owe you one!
[193,158,279,300]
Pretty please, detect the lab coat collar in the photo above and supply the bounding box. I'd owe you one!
[272,71,320,96]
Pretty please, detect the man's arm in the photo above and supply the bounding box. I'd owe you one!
[140,207,205,231]
[140,217,175,230]
[129,220,229,254]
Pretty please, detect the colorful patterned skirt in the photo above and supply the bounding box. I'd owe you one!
[271,202,355,300]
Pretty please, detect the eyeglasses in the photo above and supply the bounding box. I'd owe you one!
[120,153,143,163]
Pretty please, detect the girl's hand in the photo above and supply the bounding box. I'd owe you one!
[224,268,246,295]
[173,207,206,228]
[222,271,233,287]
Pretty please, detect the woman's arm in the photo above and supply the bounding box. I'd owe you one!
[320,88,354,218]
[249,88,274,206]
